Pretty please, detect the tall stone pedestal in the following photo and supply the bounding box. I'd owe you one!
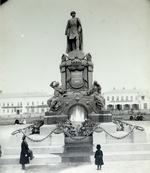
[60,50,93,91]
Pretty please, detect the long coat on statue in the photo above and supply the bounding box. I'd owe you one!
[19,140,30,165]
[94,149,104,165]
[65,17,83,53]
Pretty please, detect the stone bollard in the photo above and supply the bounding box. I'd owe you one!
[50,133,65,146]
[93,131,106,145]
[132,130,147,143]
[99,122,116,133]
[9,133,23,147]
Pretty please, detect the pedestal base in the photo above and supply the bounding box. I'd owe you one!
[88,113,112,122]
[44,115,68,124]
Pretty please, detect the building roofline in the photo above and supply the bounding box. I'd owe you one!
[104,89,150,94]
[0,92,52,98]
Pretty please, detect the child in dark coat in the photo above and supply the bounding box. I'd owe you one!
[94,144,104,170]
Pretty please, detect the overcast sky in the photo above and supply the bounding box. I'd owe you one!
[0,0,150,94]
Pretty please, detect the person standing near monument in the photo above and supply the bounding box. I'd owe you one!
[65,11,83,53]
[19,135,34,170]
[94,144,104,170]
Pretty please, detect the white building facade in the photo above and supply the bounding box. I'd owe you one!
[1,89,150,117]
[103,88,150,112]
[0,92,51,117]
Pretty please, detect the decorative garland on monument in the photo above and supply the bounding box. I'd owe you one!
[11,119,145,142]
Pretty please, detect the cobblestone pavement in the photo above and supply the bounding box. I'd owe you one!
[0,161,150,173]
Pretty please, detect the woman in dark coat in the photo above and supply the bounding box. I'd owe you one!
[19,135,34,170]
[94,144,104,170]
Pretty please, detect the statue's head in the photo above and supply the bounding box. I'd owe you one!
[70,11,76,17]
[93,81,101,93]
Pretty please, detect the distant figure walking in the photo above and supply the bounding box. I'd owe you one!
[94,144,104,170]
[19,135,34,170]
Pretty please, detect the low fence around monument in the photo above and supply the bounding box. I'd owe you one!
[11,119,145,143]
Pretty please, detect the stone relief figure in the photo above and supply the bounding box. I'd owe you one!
[47,81,66,112]
[85,81,105,110]
[65,11,83,53]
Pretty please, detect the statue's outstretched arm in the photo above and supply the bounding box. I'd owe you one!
[50,81,56,89]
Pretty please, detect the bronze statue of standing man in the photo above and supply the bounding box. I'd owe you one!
[65,11,83,53]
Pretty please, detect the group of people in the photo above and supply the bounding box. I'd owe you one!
[15,118,26,125]
[19,136,104,171]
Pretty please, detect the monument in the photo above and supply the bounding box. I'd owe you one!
[1,12,148,166]
[45,11,112,129]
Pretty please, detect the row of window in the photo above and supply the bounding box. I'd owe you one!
[26,108,49,113]
[1,109,22,113]
[107,103,148,110]
[0,101,45,107]
[1,107,49,114]
[0,102,22,107]
[107,96,137,101]
[26,101,45,106]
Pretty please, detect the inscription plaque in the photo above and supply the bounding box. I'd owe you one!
[70,71,84,88]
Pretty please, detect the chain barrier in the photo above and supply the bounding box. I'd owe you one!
[20,128,64,142]
[11,119,145,142]
[113,118,145,131]
[95,126,135,140]
[11,124,34,135]
[64,131,93,142]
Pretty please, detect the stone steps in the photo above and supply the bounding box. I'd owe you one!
[0,154,61,165]
[1,142,150,165]
[3,143,150,155]
[106,138,132,143]
[101,143,150,152]
[1,123,149,165]
[3,146,64,155]
[1,150,150,165]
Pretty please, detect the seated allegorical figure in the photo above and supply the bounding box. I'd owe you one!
[47,81,66,112]
[84,81,105,110]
